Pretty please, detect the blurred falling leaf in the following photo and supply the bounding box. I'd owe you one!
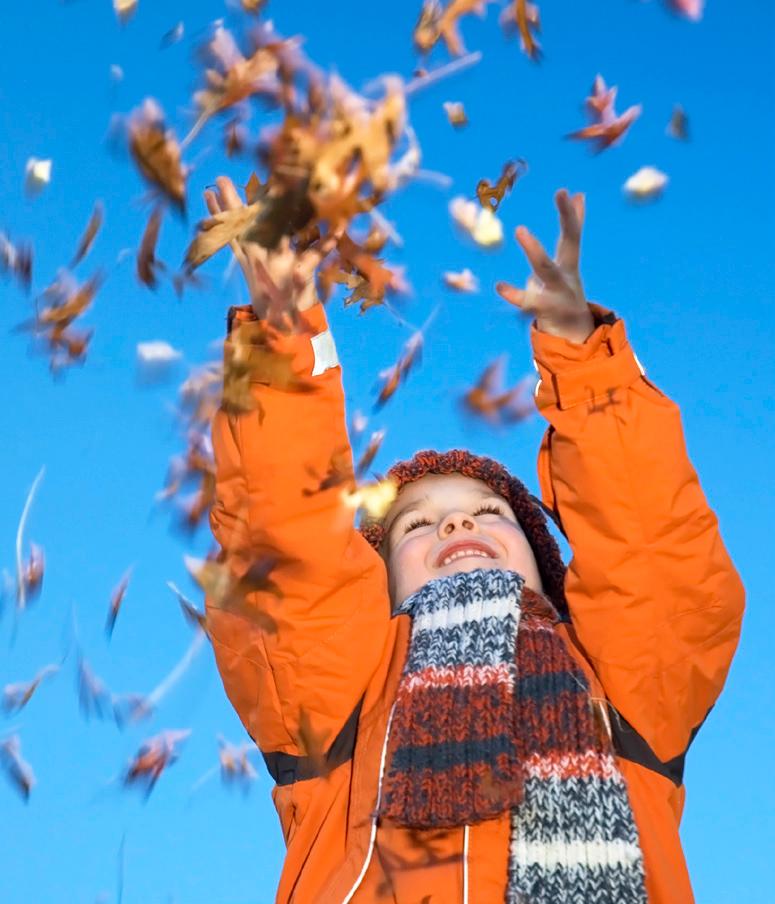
[0,735,35,801]
[355,430,386,478]
[413,0,496,57]
[184,553,282,631]
[110,64,124,82]
[2,664,59,715]
[18,543,44,608]
[0,231,33,292]
[442,268,479,292]
[160,21,184,49]
[375,330,423,408]
[184,201,262,270]
[442,100,468,127]
[476,159,527,212]
[342,478,399,520]
[218,736,257,791]
[123,729,190,797]
[113,0,138,24]
[623,166,668,202]
[462,357,536,425]
[105,568,133,639]
[566,75,641,152]
[666,0,704,21]
[666,104,689,140]
[449,196,503,247]
[77,655,113,721]
[500,1,542,61]
[24,158,52,197]
[136,206,165,287]
[166,581,207,633]
[128,99,187,212]
[71,201,104,268]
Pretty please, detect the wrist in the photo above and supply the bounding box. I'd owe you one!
[535,308,595,344]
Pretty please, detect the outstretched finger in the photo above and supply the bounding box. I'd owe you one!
[215,175,243,210]
[495,280,526,310]
[515,226,564,288]
[555,189,584,271]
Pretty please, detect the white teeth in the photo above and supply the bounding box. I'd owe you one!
[440,548,492,567]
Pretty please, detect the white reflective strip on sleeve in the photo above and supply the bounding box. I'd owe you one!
[310,329,340,376]
[632,351,646,376]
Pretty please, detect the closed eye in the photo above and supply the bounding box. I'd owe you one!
[404,504,504,533]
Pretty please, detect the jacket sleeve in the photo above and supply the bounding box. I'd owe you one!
[531,303,745,763]
[205,302,390,763]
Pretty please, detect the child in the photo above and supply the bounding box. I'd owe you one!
[204,177,745,903]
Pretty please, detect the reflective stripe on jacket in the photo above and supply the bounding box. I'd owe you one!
[206,301,745,903]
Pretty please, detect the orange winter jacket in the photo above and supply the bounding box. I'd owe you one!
[206,300,745,904]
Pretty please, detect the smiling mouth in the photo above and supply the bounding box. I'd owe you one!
[437,547,496,568]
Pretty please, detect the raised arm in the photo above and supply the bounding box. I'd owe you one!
[531,307,745,763]
[497,187,745,764]
[203,180,389,771]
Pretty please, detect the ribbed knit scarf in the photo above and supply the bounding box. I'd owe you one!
[379,568,647,904]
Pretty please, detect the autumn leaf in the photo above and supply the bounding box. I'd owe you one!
[413,0,496,56]
[476,159,527,212]
[442,100,468,127]
[566,75,641,152]
[462,357,536,425]
[375,331,423,408]
[355,430,386,478]
[123,729,190,797]
[666,104,689,140]
[77,655,113,721]
[2,664,59,715]
[71,201,104,268]
[128,99,187,211]
[623,166,668,202]
[442,268,479,292]
[184,201,262,270]
[449,196,503,247]
[105,568,133,639]
[500,1,542,61]
[0,735,35,801]
[137,206,165,287]
[166,581,207,633]
[0,231,33,292]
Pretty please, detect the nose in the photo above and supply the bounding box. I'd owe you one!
[438,511,477,538]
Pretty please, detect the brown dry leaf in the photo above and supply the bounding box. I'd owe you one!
[184,553,282,632]
[137,206,165,287]
[129,99,187,211]
[36,271,103,329]
[71,201,104,268]
[442,100,468,127]
[413,0,495,56]
[113,0,138,23]
[105,568,133,639]
[462,357,535,424]
[123,730,190,797]
[355,430,386,478]
[184,202,262,270]
[0,231,33,292]
[2,664,59,715]
[241,0,269,14]
[167,581,208,633]
[566,75,641,153]
[0,735,35,801]
[77,655,113,721]
[19,543,45,604]
[192,25,285,128]
[376,331,423,408]
[666,103,689,140]
[303,447,355,496]
[442,268,479,292]
[500,1,542,61]
[476,159,527,212]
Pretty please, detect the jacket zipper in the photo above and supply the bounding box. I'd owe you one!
[341,702,396,904]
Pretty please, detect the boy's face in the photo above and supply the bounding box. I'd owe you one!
[383,472,544,608]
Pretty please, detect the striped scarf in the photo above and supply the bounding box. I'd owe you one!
[379,568,647,904]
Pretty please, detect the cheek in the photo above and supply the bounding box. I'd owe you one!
[389,534,434,578]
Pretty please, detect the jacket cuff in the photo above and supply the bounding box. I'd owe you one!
[225,303,339,384]
[530,303,646,412]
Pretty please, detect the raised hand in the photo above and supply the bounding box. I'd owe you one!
[203,176,337,324]
[496,188,596,345]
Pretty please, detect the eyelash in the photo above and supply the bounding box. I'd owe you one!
[403,504,504,533]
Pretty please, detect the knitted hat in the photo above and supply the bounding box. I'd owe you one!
[359,449,569,619]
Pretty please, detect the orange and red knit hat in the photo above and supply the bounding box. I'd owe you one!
[359,449,569,619]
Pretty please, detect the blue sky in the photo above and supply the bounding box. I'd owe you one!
[0,1,773,901]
